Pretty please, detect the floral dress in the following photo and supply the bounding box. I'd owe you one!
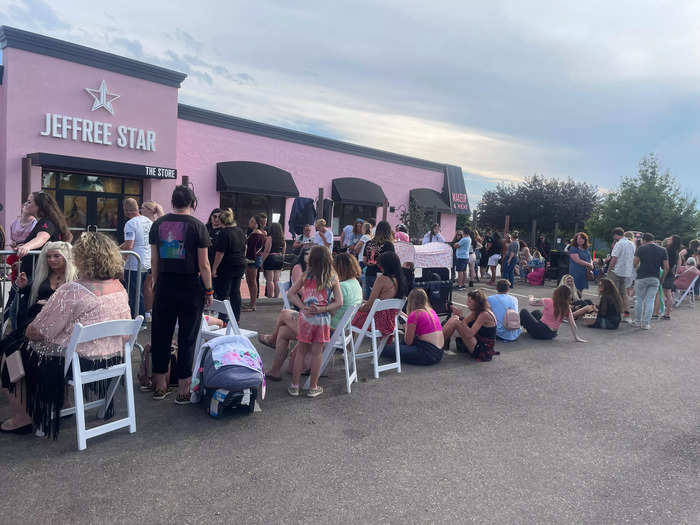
[297,278,333,343]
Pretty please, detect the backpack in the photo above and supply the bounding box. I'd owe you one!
[503,308,521,330]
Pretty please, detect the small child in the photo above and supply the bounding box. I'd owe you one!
[286,246,343,398]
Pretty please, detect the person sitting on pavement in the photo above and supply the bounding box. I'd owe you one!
[442,289,499,361]
[381,288,444,366]
[487,279,522,341]
[519,285,587,342]
[422,223,446,244]
[576,278,623,330]
[352,251,407,336]
[558,274,593,319]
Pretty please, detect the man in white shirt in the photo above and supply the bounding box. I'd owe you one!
[313,219,333,249]
[119,198,152,318]
[487,279,521,341]
[608,227,636,320]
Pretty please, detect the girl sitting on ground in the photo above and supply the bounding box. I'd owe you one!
[287,246,343,398]
[558,274,593,319]
[382,288,444,366]
[576,278,623,330]
[352,251,407,336]
[442,289,498,361]
[520,285,587,342]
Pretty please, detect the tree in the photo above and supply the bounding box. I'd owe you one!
[586,154,700,242]
[475,174,599,234]
[399,200,432,242]
[456,213,472,232]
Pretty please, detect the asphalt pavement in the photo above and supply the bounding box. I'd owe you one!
[1,281,698,524]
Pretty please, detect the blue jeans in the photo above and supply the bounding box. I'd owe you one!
[504,256,519,287]
[634,277,659,326]
[126,269,147,318]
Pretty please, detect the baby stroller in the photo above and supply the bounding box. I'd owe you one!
[395,241,453,317]
[190,335,265,418]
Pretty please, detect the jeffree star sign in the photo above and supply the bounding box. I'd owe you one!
[40,80,157,152]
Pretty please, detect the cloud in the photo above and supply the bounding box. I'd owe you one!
[1,0,70,31]
[2,0,699,204]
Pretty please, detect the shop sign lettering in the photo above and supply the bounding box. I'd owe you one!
[144,166,176,179]
[40,113,157,151]
[451,192,469,210]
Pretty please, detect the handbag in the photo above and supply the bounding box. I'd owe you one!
[586,268,596,281]
[5,350,25,383]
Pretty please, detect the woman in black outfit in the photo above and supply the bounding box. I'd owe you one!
[362,220,395,300]
[149,185,212,403]
[263,222,286,298]
[206,208,223,265]
[577,278,623,329]
[211,208,246,322]
[16,192,71,277]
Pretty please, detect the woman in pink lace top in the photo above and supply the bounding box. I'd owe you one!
[1,233,131,437]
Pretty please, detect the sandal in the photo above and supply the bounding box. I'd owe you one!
[242,305,256,312]
[661,315,671,320]
[287,385,300,397]
[174,393,191,405]
[258,334,276,349]
[152,388,171,400]
[306,386,323,398]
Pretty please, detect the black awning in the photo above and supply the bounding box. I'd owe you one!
[332,177,386,206]
[410,188,451,212]
[216,161,299,197]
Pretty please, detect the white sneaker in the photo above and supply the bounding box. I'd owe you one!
[641,324,651,330]
[627,319,640,327]
[145,312,152,322]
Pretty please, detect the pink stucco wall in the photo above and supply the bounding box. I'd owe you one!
[176,119,456,240]
[0,48,178,233]
[0,45,458,242]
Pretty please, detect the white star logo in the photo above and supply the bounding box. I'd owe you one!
[85,80,120,115]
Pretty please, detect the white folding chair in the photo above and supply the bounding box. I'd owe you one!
[60,316,143,451]
[352,298,406,379]
[674,275,698,308]
[303,303,361,394]
[202,299,258,340]
[279,281,292,310]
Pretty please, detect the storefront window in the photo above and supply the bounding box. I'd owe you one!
[220,193,286,231]
[333,203,377,235]
[42,170,143,243]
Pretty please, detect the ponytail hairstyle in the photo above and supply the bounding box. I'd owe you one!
[218,208,235,226]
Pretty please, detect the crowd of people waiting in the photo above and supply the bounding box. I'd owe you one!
[1,185,698,435]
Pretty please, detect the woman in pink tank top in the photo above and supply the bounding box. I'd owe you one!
[380,289,444,366]
[519,285,588,342]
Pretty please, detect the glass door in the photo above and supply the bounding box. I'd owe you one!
[57,191,122,243]
[64,194,88,241]
[95,197,120,241]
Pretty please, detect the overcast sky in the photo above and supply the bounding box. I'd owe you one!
[2,0,699,204]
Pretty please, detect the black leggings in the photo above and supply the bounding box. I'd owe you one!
[519,309,557,340]
[214,266,245,322]
[151,275,204,380]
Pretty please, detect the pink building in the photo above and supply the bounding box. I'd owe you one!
[0,26,469,244]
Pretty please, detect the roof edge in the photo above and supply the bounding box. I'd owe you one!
[178,103,448,172]
[0,26,187,88]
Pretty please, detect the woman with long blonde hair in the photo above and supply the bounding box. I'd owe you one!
[381,288,444,366]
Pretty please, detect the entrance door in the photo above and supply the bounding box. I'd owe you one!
[57,191,122,243]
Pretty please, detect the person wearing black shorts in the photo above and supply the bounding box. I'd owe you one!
[263,222,286,298]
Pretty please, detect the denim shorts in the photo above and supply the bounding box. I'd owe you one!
[455,258,468,272]
[246,255,262,268]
